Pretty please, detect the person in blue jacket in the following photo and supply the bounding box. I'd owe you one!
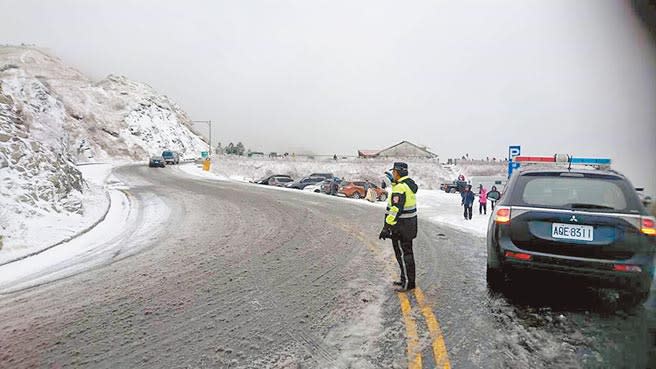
[461,184,475,220]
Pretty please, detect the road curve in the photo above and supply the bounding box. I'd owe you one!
[0,164,653,369]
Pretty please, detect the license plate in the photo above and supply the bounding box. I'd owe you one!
[552,223,593,241]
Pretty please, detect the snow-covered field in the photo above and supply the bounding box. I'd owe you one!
[208,155,505,191]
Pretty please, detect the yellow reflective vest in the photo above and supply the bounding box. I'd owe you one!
[385,176,417,226]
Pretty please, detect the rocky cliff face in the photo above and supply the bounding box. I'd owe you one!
[0,47,207,162]
[0,84,84,241]
[0,46,207,245]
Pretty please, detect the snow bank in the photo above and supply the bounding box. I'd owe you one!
[418,190,490,237]
[0,163,113,264]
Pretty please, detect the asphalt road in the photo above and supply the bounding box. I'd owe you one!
[0,164,653,369]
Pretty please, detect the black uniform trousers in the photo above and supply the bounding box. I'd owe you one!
[387,216,417,289]
[392,237,415,289]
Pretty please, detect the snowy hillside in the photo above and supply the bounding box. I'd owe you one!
[0,46,207,256]
[0,46,207,162]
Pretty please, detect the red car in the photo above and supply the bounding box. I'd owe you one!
[339,181,387,201]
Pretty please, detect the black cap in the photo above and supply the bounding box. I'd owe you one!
[390,162,408,171]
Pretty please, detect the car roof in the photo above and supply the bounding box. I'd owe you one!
[517,167,625,179]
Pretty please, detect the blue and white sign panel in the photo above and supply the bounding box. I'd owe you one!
[509,146,521,160]
[508,145,521,178]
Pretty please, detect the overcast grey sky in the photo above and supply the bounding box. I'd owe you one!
[1,0,655,191]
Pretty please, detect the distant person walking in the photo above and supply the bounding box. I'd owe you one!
[364,180,376,202]
[461,185,475,220]
[330,178,339,196]
[478,185,488,215]
[488,186,501,210]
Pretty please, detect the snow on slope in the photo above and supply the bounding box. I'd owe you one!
[0,85,110,259]
[0,46,206,257]
[0,46,207,161]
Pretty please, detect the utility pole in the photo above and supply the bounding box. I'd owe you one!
[192,120,212,157]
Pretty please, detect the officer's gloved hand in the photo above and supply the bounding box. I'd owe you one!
[379,225,393,240]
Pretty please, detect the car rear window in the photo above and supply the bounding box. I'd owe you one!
[517,175,636,211]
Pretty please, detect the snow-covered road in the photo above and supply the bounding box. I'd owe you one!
[0,164,653,369]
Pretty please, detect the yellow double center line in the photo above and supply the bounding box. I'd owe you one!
[347,225,451,369]
[413,288,451,369]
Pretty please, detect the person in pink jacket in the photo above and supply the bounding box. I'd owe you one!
[478,185,488,215]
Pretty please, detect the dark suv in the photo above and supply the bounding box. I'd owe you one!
[486,168,655,306]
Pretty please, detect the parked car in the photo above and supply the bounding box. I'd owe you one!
[321,177,343,195]
[303,184,322,193]
[149,156,166,168]
[254,175,293,185]
[269,176,293,187]
[486,167,655,307]
[440,179,469,193]
[286,176,326,190]
[339,181,387,201]
[161,150,180,165]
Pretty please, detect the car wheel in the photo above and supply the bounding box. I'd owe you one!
[486,264,505,293]
[449,188,457,193]
[378,193,387,202]
[352,192,361,199]
[314,189,320,193]
[620,289,649,309]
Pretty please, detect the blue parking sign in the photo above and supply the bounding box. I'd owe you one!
[509,146,521,161]
[508,145,521,178]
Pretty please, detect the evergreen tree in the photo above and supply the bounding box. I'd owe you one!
[236,142,245,156]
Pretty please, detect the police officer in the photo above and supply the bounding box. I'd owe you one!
[379,162,419,291]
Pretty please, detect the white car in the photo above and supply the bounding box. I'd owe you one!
[303,184,322,193]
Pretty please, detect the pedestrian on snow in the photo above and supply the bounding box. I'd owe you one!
[478,185,488,215]
[461,185,475,220]
[364,180,376,202]
[333,154,338,161]
[379,163,419,292]
[488,186,501,210]
[330,178,339,196]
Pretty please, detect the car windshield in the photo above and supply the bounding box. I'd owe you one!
[517,175,635,211]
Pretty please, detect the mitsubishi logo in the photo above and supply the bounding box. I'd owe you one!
[569,215,578,223]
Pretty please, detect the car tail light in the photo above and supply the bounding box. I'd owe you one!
[613,264,642,273]
[495,207,511,224]
[505,251,532,261]
[641,217,656,236]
